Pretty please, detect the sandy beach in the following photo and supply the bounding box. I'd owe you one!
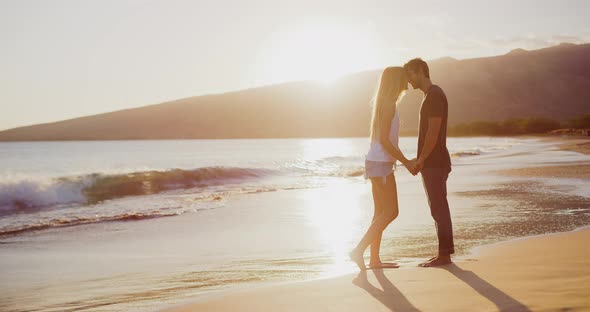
[496,136,590,179]
[552,136,590,155]
[161,137,590,312]
[163,227,590,312]
[496,164,590,180]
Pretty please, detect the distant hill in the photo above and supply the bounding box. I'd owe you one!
[1,43,589,141]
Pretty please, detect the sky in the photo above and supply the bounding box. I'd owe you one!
[1,0,589,131]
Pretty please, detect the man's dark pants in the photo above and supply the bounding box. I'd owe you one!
[421,167,455,256]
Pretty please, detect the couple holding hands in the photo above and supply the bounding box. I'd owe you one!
[350,58,454,270]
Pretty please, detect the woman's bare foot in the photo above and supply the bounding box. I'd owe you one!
[418,255,451,267]
[350,249,366,271]
[367,261,400,269]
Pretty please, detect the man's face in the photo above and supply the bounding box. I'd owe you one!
[405,69,420,89]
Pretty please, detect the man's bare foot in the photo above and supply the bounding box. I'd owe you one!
[350,249,366,271]
[418,255,451,267]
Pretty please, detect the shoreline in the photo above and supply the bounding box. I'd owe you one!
[157,223,590,310]
[543,135,590,155]
[161,226,590,311]
[159,137,590,311]
[465,223,590,258]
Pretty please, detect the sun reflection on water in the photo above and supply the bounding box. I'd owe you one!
[300,138,358,161]
[301,181,370,275]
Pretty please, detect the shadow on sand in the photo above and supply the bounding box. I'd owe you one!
[443,263,531,312]
[352,264,531,312]
[353,269,420,312]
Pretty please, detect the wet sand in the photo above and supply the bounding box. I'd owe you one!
[546,135,590,155]
[161,137,590,312]
[496,164,590,179]
[162,227,590,312]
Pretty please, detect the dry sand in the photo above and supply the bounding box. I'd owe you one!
[162,227,590,312]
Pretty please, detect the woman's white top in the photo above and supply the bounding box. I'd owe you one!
[366,110,400,163]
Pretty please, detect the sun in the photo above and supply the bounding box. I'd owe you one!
[256,22,383,83]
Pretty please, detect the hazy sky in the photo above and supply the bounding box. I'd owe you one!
[1,0,589,130]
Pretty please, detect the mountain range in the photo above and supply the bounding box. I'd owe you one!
[1,42,589,140]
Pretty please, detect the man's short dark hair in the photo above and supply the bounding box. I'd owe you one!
[403,58,430,78]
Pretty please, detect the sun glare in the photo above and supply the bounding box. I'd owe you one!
[302,182,367,275]
[257,23,383,83]
[300,138,356,161]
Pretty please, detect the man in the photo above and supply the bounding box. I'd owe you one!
[404,58,454,267]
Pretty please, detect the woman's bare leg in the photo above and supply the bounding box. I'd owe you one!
[369,174,400,267]
[351,174,399,270]
[369,177,385,264]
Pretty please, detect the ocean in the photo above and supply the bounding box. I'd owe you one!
[0,137,521,236]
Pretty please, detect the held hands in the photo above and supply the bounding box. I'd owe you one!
[405,158,424,176]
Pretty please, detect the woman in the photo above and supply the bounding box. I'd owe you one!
[350,66,413,270]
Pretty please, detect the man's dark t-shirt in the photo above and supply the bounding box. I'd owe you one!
[417,85,451,171]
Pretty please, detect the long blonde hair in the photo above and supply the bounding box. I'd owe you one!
[369,66,408,141]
